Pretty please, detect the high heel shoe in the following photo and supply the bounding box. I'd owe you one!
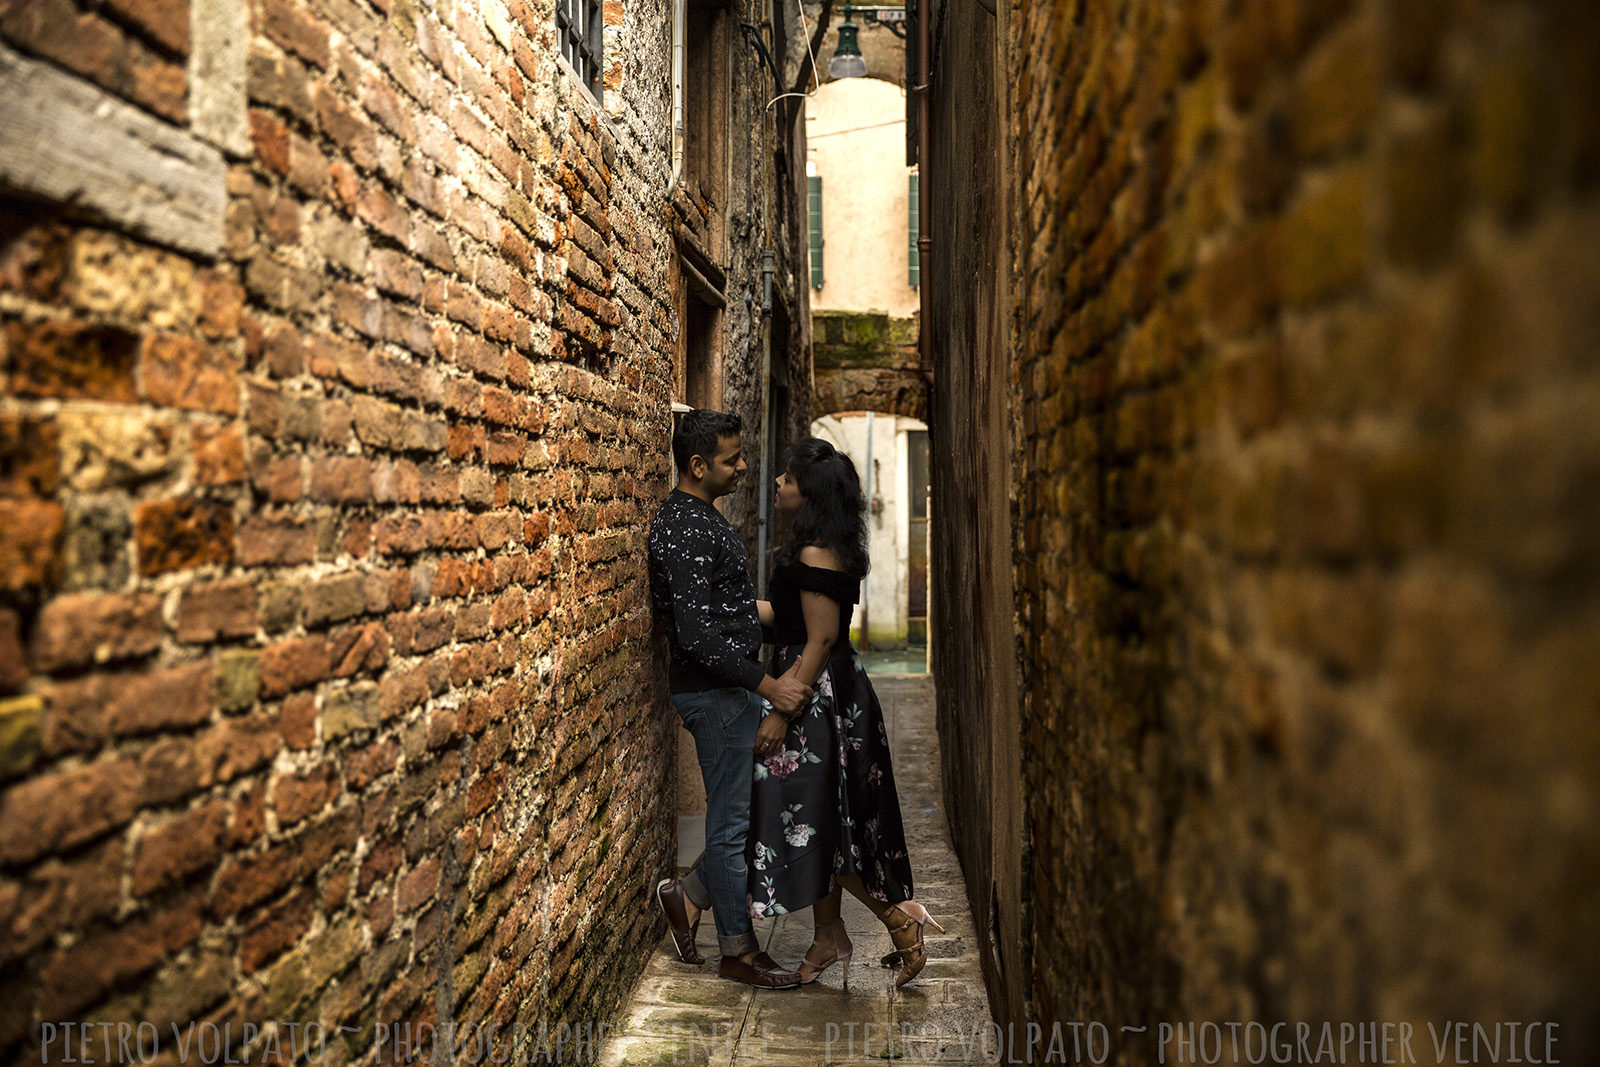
[882,901,945,989]
[797,920,854,988]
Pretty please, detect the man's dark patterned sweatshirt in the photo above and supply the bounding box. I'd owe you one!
[647,489,766,694]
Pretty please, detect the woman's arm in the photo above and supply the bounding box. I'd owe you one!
[756,599,775,628]
[785,591,840,688]
[784,545,845,689]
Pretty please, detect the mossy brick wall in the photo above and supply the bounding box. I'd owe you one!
[0,0,758,1059]
[812,310,925,420]
[1006,0,1600,1043]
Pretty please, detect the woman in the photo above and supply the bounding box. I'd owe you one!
[747,437,943,989]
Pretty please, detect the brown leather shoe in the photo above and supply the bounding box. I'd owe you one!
[718,951,802,989]
[655,878,704,965]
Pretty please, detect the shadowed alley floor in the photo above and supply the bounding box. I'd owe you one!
[600,676,995,1065]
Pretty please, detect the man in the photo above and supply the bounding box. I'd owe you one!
[647,409,811,988]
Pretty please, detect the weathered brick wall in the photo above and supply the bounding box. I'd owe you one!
[1002,0,1600,1046]
[689,105,813,552]
[0,0,805,1059]
[659,4,814,560]
[926,0,1600,1050]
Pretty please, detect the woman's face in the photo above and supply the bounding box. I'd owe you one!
[774,469,805,513]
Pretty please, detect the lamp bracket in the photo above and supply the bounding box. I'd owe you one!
[842,5,908,37]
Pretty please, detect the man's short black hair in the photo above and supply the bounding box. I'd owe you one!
[673,409,743,472]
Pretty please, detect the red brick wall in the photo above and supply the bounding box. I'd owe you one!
[1012,0,1600,1038]
[927,0,1600,1049]
[0,0,780,1058]
[0,0,189,122]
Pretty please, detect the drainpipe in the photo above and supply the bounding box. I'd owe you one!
[753,0,776,597]
[917,1,931,332]
[861,411,874,650]
[916,0,932,667]
[670,0,686,190]
[757,250,776,597]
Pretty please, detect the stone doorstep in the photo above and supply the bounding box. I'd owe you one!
[620,1003,752,1039]
[744,984,893,1029]
[627,974,753,1011]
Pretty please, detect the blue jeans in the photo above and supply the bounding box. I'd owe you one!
[673,687,761,957]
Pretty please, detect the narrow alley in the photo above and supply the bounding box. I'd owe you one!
[603,677,993,1067]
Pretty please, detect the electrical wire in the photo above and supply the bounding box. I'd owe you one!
[808,117,905,138]
[766,0,825,111]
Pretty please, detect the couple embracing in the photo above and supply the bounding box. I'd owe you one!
[647,409,942,991]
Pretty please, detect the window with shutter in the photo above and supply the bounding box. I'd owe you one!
[908,172,920,289]
[808,173,825,290]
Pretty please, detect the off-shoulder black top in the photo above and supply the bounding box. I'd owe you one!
[767,560,861,656]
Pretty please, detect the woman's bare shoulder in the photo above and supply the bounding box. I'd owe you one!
[797,544,845,571]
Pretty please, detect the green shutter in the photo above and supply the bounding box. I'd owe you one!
[808,174,824,289]
[908,172,920,289]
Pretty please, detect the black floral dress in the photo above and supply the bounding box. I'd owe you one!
[746,561,914,918]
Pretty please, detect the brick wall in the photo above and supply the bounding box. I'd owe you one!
[928,0,1600,1050]
[0,0,804,1059]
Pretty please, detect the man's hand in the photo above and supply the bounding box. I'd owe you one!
[757,672,812,716]
[754,712,788,757]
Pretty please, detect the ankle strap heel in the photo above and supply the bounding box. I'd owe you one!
[882,901,942,989]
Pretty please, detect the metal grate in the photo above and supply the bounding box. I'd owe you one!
[557,0,604,99]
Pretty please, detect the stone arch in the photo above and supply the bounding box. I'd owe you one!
[813,368,927,422]
[811,309,927,422]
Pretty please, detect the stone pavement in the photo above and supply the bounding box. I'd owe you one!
[600,676,995,1066]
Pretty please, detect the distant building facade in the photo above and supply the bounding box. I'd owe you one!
[802,43,928,651]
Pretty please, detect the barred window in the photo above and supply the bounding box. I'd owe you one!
[557,0,604,99]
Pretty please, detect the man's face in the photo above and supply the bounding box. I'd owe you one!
[696,434,746,498]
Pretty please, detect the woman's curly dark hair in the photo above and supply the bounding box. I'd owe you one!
[780,437,870,579]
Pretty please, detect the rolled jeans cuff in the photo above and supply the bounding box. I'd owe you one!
[682,871,756,955]
[719,930,760,957]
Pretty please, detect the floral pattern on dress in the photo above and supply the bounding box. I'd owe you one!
[765,749,801,778]
[744,561,915,920]
[745,643,914,918]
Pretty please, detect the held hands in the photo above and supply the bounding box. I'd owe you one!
[753,663,813,756]
[754,711,788,757]
[761,671,812,716]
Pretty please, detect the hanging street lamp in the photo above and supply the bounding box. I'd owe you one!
[829,10,868,79]
[826,4,908,80]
